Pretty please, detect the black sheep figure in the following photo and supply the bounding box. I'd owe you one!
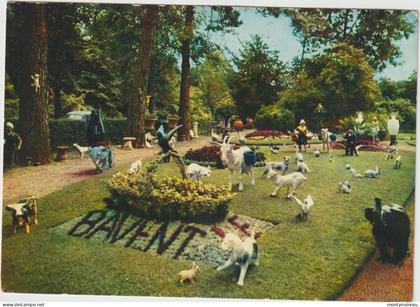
[365,198,411,265]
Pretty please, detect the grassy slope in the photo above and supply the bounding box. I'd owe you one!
[1,147,415,299]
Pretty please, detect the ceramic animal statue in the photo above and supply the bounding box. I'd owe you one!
[88,146,113,172]
[73,143,89,159]
[179,261,200,284]
[31,73,40,93]
[219,136,255,191]
[320,128,333,151]
[365,198,410,265]
[5,196,38,234]
[365,166,381,178]
[156,124,183,153]
[128,159,143,175]
[338,181,352,194]
[217,231,259,287]
[266,168,307,197]
[145,132,154,148]
[262,156,290,177]
[289,194,314,221]
[186,163,211,180]
[394,155,402,169]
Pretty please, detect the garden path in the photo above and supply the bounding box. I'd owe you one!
[338,203,415,301]
[2,136,211,204]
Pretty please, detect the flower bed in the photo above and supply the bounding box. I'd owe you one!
[106,157,236,223]
[246,130,289,139]
[183,145,266,168]
[332,140,387,152]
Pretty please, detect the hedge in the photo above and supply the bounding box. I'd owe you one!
[6,118,217,150]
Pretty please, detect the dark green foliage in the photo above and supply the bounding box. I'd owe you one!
[228,35,286,118]
[6,118,127,149]
[255,104,295,130]
[378,72,417,105]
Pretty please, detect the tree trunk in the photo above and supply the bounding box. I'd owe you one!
[53,83,61,118]
[127,5,159,148]
[178,6,194,142]
[16,3,51,164]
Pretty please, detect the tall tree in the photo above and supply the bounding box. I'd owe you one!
[127,5,159,147]
[7,3,51,164]
[178,6,194,141]
[261,8,415,71]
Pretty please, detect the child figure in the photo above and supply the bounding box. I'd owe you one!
[3,122,22,168]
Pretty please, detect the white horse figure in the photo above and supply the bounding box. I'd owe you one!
[219,136,255,191]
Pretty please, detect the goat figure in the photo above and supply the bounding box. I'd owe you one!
[219,136,255,191]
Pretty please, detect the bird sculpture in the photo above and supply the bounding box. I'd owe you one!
[156,124,183,153]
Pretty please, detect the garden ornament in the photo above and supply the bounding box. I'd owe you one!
[288,194,314,221]
[193,121,199,137]
[88,145,113,172]
[156,124,183,153]
[31,73,40,93]
[217,231,259,287]
[5,196,38,234]
[178,261,200,285]
[365,198,410,265]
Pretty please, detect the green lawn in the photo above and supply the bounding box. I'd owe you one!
[241,138,322,146]
[1,147,415,299]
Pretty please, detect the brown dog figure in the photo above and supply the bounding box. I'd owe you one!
[5,196,38,234]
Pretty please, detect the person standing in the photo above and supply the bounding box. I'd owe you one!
[387,114,400,146]
[3,122,22,169]
[295,119,308,152]
[343,128,358,156]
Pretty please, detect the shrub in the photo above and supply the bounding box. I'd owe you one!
[255,104,294,130]
[106,158,236,223]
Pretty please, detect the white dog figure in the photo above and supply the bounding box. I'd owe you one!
[262,156,290,177]
[296,161,311,173]
[73,143,89,159]
[338,181,352,193]
[31,73,40,93]
[186,163,211,180]
[266,168,307,197]
[217,231,258,287]
[128,159,142,175]
[145,132,154,148]
[289,194,314,221]
[364,166,381,178]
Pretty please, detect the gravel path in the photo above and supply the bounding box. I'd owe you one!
[2,136,210,204]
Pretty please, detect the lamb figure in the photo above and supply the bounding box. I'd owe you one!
[128,159,142,175]
[217,231,259,287]
[186,163,211,180]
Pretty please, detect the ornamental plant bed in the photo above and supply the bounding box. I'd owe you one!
[246,129,289,140]
[183,145,267,168]
[332,140,387,152]
[106,157,236,223]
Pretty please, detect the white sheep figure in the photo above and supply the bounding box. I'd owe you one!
[296,160,311,173]
[128,159,142,175]
[186,163,211,181]
[31,73,40,93]
[219,136,255,191]
[289,194,314,221]
[338,181,352,194]
[364,166,381,178]
[179,261,200,285]
[217,231,258,287]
